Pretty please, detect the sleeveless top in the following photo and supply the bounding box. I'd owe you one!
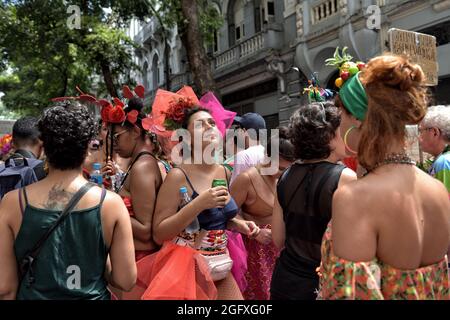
[14,187,110,300]
[276,161,345,277]
[176,166,238,231]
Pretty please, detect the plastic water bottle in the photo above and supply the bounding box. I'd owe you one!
[90,163,103,186]
[180,186,200,233]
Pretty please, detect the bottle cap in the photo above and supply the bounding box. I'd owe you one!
[179,186,188,193]
[93,163,102,170]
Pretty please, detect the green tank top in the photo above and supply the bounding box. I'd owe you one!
[14,187,110,300]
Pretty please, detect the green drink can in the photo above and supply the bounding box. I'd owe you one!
[212,179,227,188]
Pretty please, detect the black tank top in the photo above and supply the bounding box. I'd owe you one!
[276,161,345,277]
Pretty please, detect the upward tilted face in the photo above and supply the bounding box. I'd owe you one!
[186,111,220,151]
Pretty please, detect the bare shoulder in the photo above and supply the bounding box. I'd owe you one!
[132,154,159,173]
[333,180,360,206]
[165,167,189,184]
[338,168,357,187]
[233,170,251,185]
[100,189,129,220]
[332,179,373,223]
[332,181,377,261]
[416,168,450,211]
[0,189,21,218]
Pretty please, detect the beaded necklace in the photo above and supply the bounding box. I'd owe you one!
[365,153,416,176]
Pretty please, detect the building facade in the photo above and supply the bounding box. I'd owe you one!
[293,0,450,119]
[127,0,450,127]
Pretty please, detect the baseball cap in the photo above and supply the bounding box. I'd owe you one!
[233,113,266,130]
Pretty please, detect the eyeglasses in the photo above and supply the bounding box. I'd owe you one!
[418,127,433,134]
[112,129,128,144]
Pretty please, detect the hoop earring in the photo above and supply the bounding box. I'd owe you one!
[344,126,358,155]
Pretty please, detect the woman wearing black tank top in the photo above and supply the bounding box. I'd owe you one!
[111,97,163,260]
[271,102,356,300]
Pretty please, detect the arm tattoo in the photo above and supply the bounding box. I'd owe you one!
[42,183,75,210]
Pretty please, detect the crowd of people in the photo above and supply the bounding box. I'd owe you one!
[0,52,449,300]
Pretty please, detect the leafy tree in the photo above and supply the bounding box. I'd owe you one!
[144,0,223,96]
[0,0,143,114]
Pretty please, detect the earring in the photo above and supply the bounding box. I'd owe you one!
[344,126,358,155]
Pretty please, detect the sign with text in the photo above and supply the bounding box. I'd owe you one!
[388,28,438,86]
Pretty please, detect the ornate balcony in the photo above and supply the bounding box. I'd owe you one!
[213,26,283,72]
[170,72,192,92]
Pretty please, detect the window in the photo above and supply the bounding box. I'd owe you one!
[223,79,278,106]
[213,31,219,52]
[234,0,245,41]
[152,55,159,89]
[418,20,450,46]
[264,113,279,130]
[143,61,149,91]
[259,0,275,26]
[267,1,275,16]
[311,0,339,25]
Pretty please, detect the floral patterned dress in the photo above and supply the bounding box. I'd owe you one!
[318,224,450,300]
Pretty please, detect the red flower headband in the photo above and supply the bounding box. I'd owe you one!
[52,85,146,125]
[99,85,146,125]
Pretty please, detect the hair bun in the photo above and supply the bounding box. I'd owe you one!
[278,126,291,140]
[361,54,425,91]
[390,62,424,91]
[127,97,144,113]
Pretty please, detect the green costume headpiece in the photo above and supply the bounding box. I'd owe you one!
[326,47,368,120]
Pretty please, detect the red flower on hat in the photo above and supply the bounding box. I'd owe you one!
[109,105,126,123]
[100,104,113,123]
[142,115,166,134]
[126,110,138,124]
[122,85,134,99]
[163,97,195,124]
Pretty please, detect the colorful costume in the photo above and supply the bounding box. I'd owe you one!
[318,224,450,300]
[428,145,450,195]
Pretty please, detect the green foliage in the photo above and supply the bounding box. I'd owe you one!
[163,118,181,131]
[144,0,223,45]
[199,2,224,45]
[0,0,222,115]
[0,0,142,115]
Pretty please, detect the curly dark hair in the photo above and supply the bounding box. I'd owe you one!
[267,126,296,161]
[38,101,96,170]
[289,102,341,161]
[181,106,210,130]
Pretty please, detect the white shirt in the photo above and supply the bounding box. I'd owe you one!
[230,144,265,185]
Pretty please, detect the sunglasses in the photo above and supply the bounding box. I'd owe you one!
[112,129,128,144]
